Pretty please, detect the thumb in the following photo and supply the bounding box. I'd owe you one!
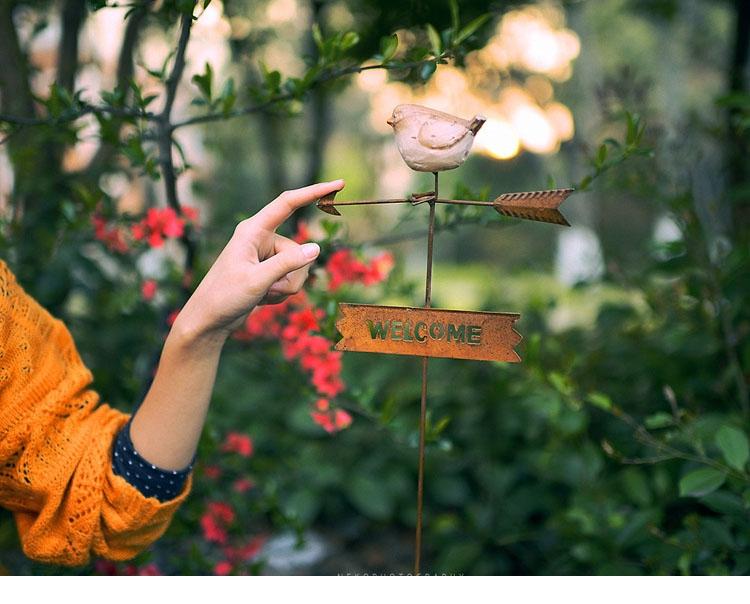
[254,242,320,288]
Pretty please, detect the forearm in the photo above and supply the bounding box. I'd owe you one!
[129,316,227,470]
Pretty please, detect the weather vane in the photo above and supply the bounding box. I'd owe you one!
[315,103,574,575]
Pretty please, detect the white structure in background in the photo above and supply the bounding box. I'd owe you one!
[555,225,604,285]
[653,214,682,244]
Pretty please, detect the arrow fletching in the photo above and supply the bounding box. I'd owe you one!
[493,188,574,226]
[316,191,341,216]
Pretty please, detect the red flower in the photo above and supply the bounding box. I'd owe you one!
[94,560,119,575]
[221,432,254,458]
[214,561,233,576]
[232,477,255,493]
[131,207,186,248]
[281,308,323,341]
[311,352,345,397]
[316,398,330,411]
[141,279,157,301]
[201,513,228,545]
[182,205,200,225]
[203,465,222,480]
[363,251,395,285]
[137,563,162,576]
[201,501,236,545]
[223,535,267,563]
[311,411,335,433]
[334,409,352,430]
[292,221,312,244]
[167,308,181,326]
[92,214,129,254]
[207,501,236,524]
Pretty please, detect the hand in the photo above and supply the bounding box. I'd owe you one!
[173,179,345,343]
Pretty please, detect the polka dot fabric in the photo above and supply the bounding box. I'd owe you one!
[112,418,194,503]
[0,259,192,566]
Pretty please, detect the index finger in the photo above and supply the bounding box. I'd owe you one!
[252,179,345,231]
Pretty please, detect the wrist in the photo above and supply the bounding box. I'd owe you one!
[169,311,228,353]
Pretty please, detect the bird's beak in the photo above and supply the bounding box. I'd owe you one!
[386,118,395,127]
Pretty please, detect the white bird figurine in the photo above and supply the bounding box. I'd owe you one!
[387,104,486,172]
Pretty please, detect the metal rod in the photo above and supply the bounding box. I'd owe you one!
[415,172,438,576]
[326,198,494,208]
[326,198,411,206]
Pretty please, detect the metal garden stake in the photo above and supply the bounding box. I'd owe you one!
[316,103,575,575]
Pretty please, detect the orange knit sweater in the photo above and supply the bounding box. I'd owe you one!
[0,259,192,566]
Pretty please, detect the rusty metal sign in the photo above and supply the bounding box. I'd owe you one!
[336,303,522,362]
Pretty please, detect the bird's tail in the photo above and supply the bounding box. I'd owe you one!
[469,115,486,135]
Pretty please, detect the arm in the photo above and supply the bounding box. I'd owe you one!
[128,180,344,471]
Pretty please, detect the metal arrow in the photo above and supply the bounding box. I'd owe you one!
[316,187,574,226]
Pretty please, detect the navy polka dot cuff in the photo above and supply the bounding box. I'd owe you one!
[111,418,195,502]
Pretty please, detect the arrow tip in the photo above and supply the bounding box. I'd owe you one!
[316,191,341,216]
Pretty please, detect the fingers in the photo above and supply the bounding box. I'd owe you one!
[266,235,313,295]
[253,238,320,291]
[252,179,345,232]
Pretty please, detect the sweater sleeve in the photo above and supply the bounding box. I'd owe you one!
[0,259,192,567]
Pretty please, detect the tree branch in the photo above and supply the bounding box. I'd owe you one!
[170,57,446,131]
[85,0,152,174]
[57,0,86,92]
[0,0,36,118]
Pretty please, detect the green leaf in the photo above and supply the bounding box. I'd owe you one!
[625,111,640,146]
[191,63,213,102]
[219,78,236,116]
[346,473,394,521]
[312,23,323,51]
[454,14,491,46]
[340,31,359,51]
[380,33,399,62]
[645,412,673,429]
[596,143,608,167]
[426,24,442,55]
[679,468,727,497]
[586,392,612,411]
[420,61,437,80]
[715,425,749,471]
[449,0,460,38]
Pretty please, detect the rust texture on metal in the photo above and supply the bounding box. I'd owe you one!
[415,172,438,576]
[493,187,574,226]
[335,303,523,363]
[315,187,574,226]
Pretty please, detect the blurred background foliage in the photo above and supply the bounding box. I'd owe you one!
[0,0,749,575]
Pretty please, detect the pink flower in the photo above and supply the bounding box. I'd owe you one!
[222,432,254,457]
[141,279,157,301]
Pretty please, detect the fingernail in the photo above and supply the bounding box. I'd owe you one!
[301,242,320,259]
[327,179,344,187]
